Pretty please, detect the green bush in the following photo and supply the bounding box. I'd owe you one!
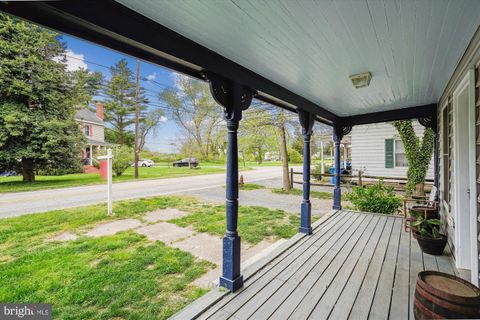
[288,148,302,163]
[102,145,134,176]
[345,181,402,214]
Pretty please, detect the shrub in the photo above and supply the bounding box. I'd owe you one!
[109,146,133,176]
[345,181,402,214]
[288,148,302,163]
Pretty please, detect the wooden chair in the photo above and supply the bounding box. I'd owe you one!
[403,186,439,232]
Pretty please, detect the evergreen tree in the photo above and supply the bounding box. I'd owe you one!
[0,14,83,181]
[103,59,148,145]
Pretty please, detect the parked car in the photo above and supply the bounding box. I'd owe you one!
[172,158,199,167]
[137,159,155,167]
[0,170,17,177]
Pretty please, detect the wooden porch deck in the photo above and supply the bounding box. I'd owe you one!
[173,210,458,320]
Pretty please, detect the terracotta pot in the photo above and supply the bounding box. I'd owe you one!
[416,233,447,255]
[414,271,480,319]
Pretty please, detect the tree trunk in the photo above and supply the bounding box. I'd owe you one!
[413,182,425,197]
[22,158,35,182]
[278,111,290,191]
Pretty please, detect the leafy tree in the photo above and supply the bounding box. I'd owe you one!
[103,59,148,145]
[0,14,83,182]
[105,128,135,147]
[392,120,434,195]
[159,75,223,159]
[109,145,133,176]
[243,102,297,191]
[239,108,277,164]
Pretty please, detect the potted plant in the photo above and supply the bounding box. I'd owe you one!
[412,216,447,255]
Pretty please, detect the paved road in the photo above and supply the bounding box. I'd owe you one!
[0,167,284,218]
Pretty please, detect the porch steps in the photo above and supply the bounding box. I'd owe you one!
[83,165,99,174]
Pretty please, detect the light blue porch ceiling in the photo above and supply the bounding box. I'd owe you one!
[117,0,480,117]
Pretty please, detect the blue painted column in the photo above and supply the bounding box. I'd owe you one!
[298,110,315,234]
[206,73,255,292]
[333,124,343,210]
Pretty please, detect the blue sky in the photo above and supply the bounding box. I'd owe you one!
[62,34,182,153]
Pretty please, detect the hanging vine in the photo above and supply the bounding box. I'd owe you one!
[392,120,435,195]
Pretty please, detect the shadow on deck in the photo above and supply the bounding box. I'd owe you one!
[172,210,458,320]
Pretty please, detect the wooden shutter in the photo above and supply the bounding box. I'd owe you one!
[385,139,394,168]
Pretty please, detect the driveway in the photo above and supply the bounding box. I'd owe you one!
[0,167,284,218]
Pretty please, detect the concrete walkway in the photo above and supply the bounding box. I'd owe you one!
[0,167,284,218]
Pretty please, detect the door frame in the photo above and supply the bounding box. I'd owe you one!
[452,69,477,281]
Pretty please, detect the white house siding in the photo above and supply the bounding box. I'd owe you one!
[350,120,434,179]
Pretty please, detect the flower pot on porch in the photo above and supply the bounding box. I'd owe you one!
[416,233,447,255]
[414,271,480,319]
[410,206,439,219]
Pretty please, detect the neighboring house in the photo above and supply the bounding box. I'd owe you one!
[74,102,107,166]
[264,151,280,161]
[351,120,434,180]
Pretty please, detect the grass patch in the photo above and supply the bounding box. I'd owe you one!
[0,196,214,319]
[0,166,225,193]
[240,183,265,190]
[170,205,303,244]
[0,232,211,319]
[271,187,333,200]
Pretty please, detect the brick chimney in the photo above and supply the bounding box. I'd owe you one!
[96,102,104,120]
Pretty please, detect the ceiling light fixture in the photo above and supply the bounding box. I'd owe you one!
[349,72,372,88]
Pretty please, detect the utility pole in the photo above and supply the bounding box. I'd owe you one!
[134,59,140,179]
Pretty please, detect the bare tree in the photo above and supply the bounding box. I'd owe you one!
[138,108,166,152]
[158,75,223,159]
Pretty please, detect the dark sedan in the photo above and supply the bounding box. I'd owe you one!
[172,158,199,167]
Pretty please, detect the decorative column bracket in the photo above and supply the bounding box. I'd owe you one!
[298,110,315,234]
[333,124,351,210]
[204,72,256,292]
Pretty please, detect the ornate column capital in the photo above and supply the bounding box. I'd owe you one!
[204,72,256,122]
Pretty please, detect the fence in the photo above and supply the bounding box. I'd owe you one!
[290,168,433,192]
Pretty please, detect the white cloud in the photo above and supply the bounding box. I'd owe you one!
[53,49,87,71]
[160,115,167,123]
[147,72,157,81]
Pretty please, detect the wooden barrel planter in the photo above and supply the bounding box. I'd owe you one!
[414,271,480,319]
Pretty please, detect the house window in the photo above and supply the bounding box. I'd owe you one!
[84,125,91,137]
[394,140,407,167]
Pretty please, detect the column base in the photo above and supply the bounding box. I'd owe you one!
[299,226,313,235]
[300,201,312,235]
[219,274,244,292]
[333,187,342,210]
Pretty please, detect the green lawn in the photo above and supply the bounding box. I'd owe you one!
[0,166,225,193]
[171,205,304,244]
[0,195,303,319]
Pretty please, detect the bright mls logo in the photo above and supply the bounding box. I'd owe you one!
[0,304,51,320]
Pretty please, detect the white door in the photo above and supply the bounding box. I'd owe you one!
[453,70,478,284]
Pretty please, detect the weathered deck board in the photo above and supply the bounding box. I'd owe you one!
[330,217,395,320]
[309,215,388,318]
[366,217,403,320]
[174,211,460,320]
[388,216,411,320]
[224,211,361,319]
[409,231,425,319]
